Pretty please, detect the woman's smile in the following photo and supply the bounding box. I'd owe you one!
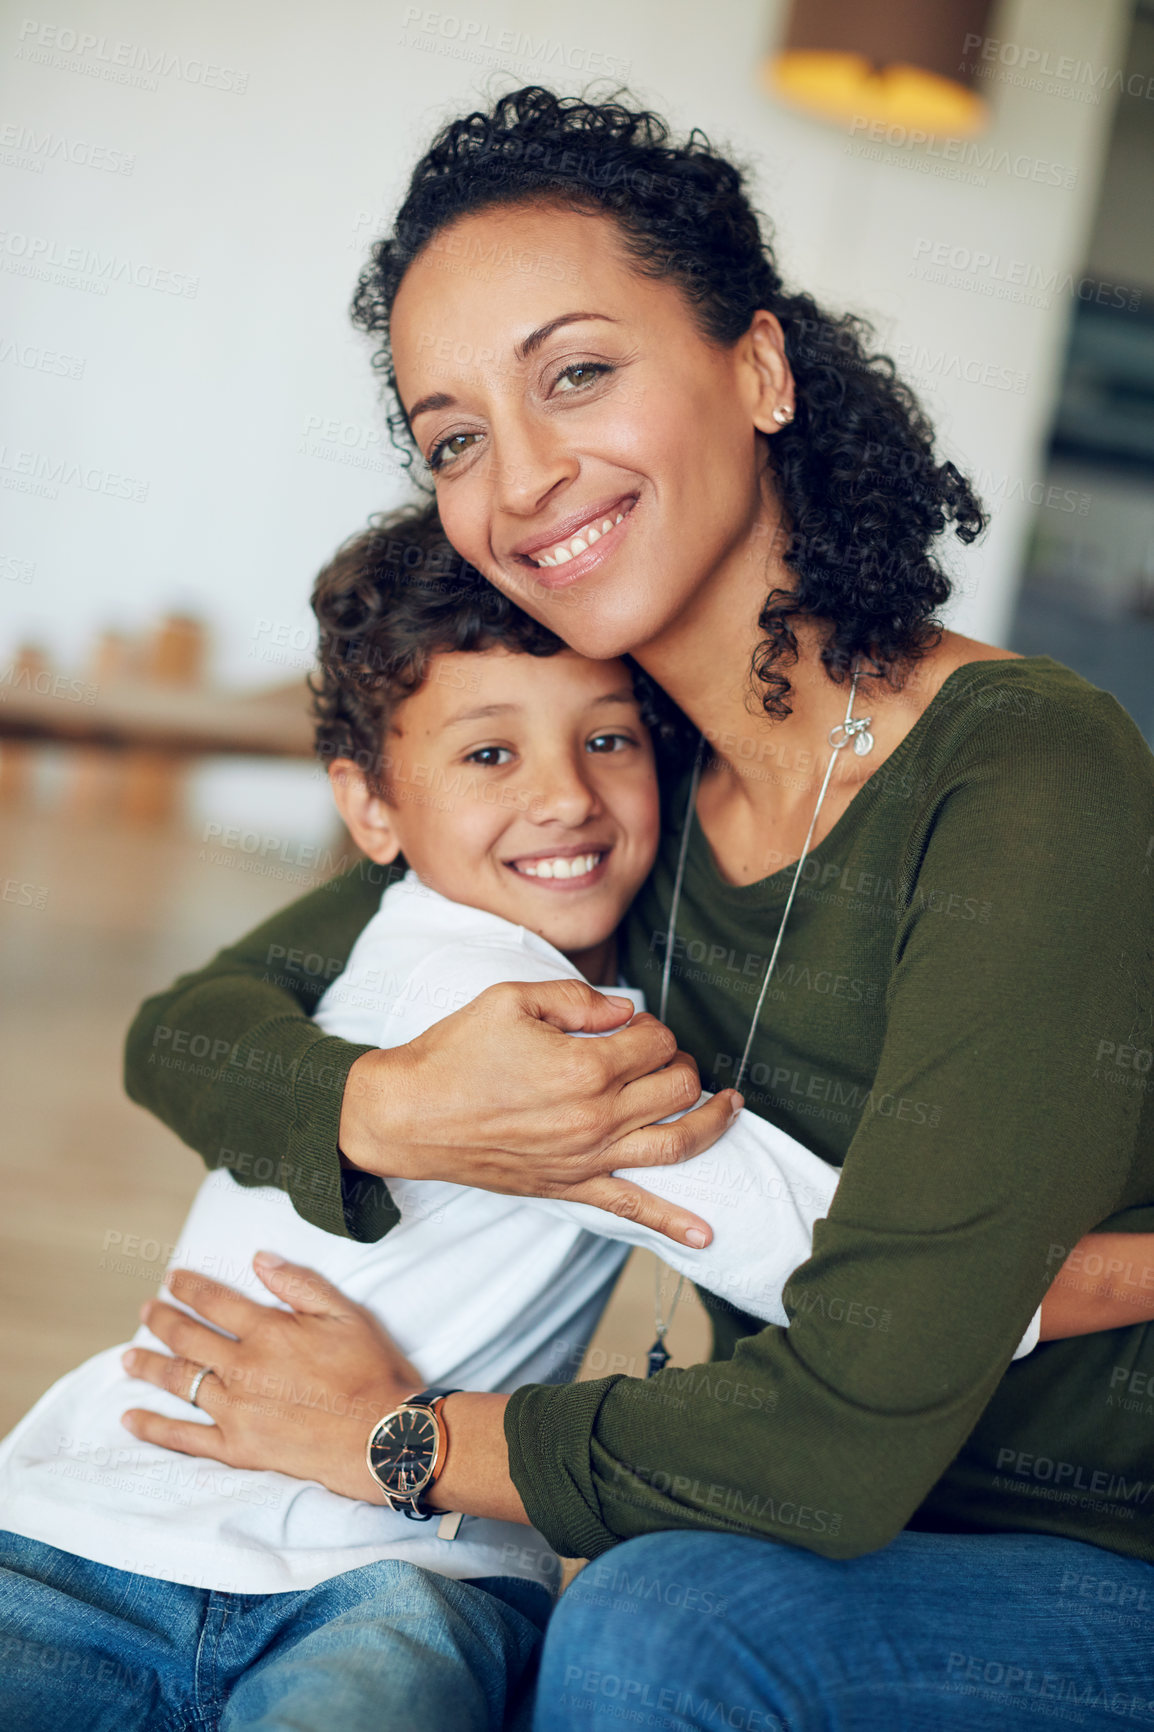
[511,495,639,589]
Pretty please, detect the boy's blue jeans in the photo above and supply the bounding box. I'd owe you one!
[0,1530,550,1731]
[533,1529,1154,1730]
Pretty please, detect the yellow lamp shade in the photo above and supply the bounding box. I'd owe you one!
[764,0,994,137]
[765,49,988,134]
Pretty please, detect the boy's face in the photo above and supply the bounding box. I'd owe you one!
[333,647,661,972]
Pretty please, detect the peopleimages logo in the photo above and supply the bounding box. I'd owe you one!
[398,7,629,79]
[0,661,98,702]
[0,445,148,503]
[15,19,249,93]
[846,117,1076,188]
[0,336,85,379]
[960,31,1154,103]
[0,231,199,299]
[0,122,134,175]
[892,340,1027,396]
[909,238,1142,312]
[995,1448,1154,1512]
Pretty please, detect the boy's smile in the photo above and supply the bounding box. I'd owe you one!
[505,843,612,887]
[328,647,661,985]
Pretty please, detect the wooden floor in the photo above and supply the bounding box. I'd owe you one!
[0,768,709,1440]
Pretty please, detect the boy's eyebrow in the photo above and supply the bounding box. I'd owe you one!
[406,314,618,424]
[440,701,520,729]
[440,685,636,731]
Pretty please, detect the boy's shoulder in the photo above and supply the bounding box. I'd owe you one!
[373,867,572,963]
[316,869,645,1047]
[313,869,593,1046]
[383,868,588,990]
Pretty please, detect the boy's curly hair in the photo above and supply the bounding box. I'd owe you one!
[310,500,696,787]
[350,85,986,717]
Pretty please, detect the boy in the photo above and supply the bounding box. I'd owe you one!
[0,506,1082,1732]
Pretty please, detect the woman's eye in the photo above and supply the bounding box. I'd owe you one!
[465,745,514,767]
[428,431,482,472]
[552,361,612,395]
[586,732,633,754]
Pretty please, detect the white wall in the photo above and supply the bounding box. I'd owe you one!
[0,0,1132,684]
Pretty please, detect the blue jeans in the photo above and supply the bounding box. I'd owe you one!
[0,1531,550,1731]
[534,1529,1154,1730]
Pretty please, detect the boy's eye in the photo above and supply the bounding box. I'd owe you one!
[586,732,633,754]
[428,431,482,472]
[465,745,514,767]
[552,361,612,395]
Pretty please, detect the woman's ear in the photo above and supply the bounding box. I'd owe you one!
[744,308,794,435]
[327,758,401,864]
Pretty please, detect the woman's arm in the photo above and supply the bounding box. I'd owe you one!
[1040,1233,1154,1337]
[497,698,1154,1561]
[125,862,739,1247]
[119,1222,1154,1521]
[125,859,390,1239]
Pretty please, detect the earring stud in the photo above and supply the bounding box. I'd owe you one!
[772,405,794,426]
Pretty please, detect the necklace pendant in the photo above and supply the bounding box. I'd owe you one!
[646,1338,671,1378]
[852,727,875,756]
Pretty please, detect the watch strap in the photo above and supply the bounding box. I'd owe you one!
[406,1385,461,1411]
[368,1387,461,1521]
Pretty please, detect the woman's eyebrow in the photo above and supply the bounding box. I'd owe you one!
[406,313,619,424]
[407,390,455,425]
[515,311,618,362]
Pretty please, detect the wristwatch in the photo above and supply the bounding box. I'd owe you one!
[366,1386,461,1520]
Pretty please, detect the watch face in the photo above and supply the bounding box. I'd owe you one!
[369,1405,437,1497]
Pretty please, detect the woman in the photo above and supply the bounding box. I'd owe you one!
[121,89,1154,1725]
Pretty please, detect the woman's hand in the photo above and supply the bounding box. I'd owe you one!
[341,979,741,1247]
[120,1254,418,1502]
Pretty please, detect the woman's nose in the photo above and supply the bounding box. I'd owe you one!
[490,416,576,518]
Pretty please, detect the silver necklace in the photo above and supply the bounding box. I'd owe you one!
[647,1266,686,1377]
[644,662,874,1377]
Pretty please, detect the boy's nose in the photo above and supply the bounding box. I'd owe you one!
[529,762,602,826]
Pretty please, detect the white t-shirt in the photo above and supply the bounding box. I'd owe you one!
[0,871,1040,1594]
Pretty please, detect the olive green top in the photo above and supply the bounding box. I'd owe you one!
[125,657,1154,1562]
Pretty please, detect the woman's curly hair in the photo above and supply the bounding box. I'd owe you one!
[351,86,986,717]
[310,499,696,787]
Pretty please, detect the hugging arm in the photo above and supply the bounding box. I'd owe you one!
[356,940,1148,1353]
[122,849,1154,1507]
[124,859,387,1239]
[125,854,1153,1321]
[124,863,740,1248]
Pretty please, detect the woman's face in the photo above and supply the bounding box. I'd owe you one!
[390,203,787,662]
